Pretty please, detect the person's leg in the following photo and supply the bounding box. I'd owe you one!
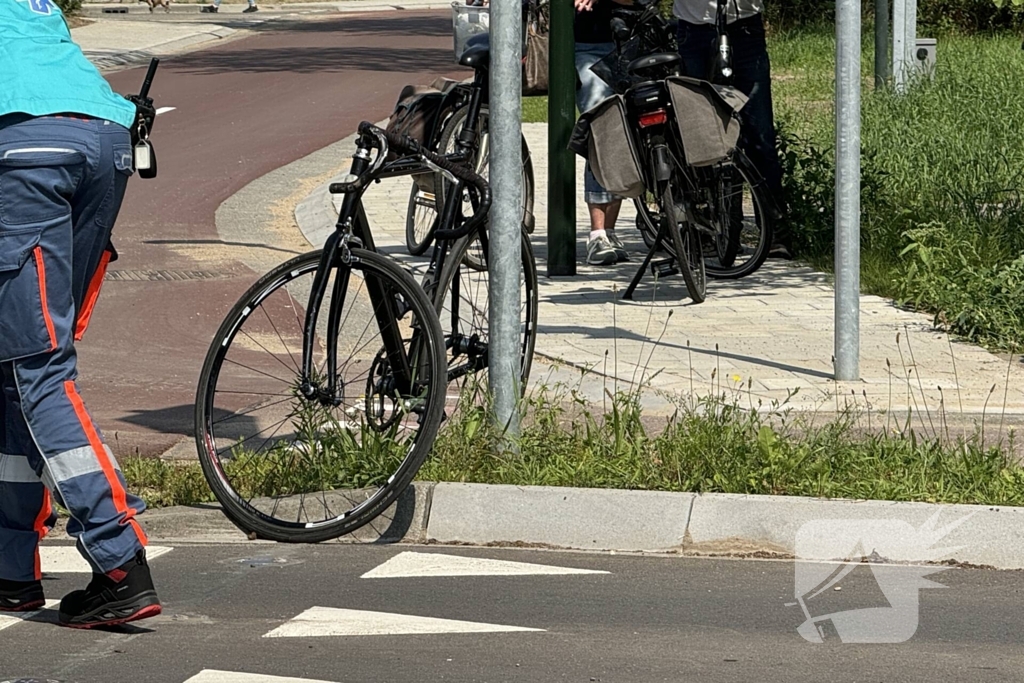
[729,15,787,248]
[676,20,716,82]
[0,361,53,611]
[0,116,158,628]
[575,42,626,264]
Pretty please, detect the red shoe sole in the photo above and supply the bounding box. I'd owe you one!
[59,603,162,629]
[0,599,45,613]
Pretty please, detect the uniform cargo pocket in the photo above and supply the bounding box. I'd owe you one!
[0,149,85,226]
[0,237,58,362]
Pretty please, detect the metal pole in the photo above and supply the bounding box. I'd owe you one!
[547,0,577,276]
[906,0,917,82]
[835,0,861,382]
[874,0,889,88]
[892,0,906,92]
[488,0,524,441]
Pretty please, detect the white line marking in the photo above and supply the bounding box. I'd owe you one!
[40,545,173,574]
[184,671,340,683]
[0,600,59,633]
[155,107,177,116]
[263,606,545,638]
[361,551,610,579]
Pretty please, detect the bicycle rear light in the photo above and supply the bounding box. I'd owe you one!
[638,109,668,128]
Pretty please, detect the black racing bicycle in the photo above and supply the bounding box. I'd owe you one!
[194,123,492,543]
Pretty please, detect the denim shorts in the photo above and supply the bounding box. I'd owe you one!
[575,42,620,206]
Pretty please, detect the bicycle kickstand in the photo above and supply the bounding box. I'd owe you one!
[622,229,670,301]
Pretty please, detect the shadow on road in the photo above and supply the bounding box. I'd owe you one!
[172,45,457,74]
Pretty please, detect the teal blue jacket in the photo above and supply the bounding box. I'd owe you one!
[0,0,137,128]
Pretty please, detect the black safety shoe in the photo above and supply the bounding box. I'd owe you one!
[58,550,161,629]
[242,4,258,11]
[0,579,45,612]
[200,4,218,11]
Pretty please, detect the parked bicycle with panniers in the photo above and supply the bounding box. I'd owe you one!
[401,12,537,258]
[576,0,773,302]
[391,34,539,412]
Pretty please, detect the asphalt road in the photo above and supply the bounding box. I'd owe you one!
[2,544,1024,682]
[79,12,466,457]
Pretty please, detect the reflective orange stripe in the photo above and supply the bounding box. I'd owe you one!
[63,381,148,547]
[33,247,57,351]
[32,490,52,581]
[74,250,112,342]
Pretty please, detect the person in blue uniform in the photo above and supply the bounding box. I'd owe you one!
[0,0,161,628]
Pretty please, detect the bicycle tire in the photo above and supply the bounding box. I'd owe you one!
[433,228,538,413]
[662,176,707,303]
[435,104,536,270]
[702,150,773,280]
[195,248,447,543]
[405,183,439,256]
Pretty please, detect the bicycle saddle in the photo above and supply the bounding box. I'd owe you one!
[628,52,680,77]
[460,34,490,70]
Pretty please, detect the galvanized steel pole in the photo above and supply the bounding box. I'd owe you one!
[874,0,889,88]
[835,0,861,382]
[892,0,906,91]
[488,0,524,441]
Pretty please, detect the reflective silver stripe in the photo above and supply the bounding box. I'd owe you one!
[0,452,40,484]
[2,147,77,159]
[43,445,121,485]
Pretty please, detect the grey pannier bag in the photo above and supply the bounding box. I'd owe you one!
[666,76,749,168]
[568,94,645,199]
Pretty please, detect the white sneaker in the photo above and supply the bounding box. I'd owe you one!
[587,234,618,266]
[606,231,630,262]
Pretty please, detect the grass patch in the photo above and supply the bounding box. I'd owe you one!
[122,381,1024,510]
[774,29,1024,352]
[522,96,549,124]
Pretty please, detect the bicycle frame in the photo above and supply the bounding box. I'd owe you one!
[296,90,495,403]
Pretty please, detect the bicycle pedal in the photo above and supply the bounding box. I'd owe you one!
[651,258,679,278]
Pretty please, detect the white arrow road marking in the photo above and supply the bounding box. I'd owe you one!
[361,551,610,579]
[263,606,545,638]
[185,671,340,683]
[41,545,173,574]
[155,107,177,116]
[0,600,58,633]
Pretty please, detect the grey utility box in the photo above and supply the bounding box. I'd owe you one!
[915,38,937,79]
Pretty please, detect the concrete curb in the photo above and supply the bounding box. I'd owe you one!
[128,484,1024,569]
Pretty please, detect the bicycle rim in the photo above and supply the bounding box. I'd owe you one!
[433,229,538,418]
[194,249,446,542]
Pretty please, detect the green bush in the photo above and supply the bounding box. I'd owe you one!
[763,0,1024,32]
[56,0,83,16]
[776,32,1024,351]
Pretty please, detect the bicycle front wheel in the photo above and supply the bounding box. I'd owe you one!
[195,248,447,543]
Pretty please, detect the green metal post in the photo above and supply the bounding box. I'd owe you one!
[547,0,576,276]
